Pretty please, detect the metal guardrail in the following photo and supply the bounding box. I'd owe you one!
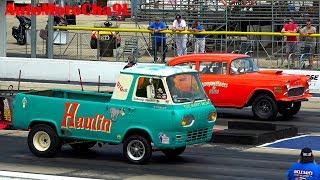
[53,26,320,37]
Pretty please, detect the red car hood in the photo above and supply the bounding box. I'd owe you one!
[252,70,309,87]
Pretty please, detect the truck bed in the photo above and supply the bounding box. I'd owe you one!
[26,89,112,103]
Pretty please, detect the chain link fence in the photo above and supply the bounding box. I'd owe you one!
[6,29,320,70]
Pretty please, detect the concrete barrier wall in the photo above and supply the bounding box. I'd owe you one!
[0,57,158,84]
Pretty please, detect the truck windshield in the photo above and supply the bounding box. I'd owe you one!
[167,73,207,103]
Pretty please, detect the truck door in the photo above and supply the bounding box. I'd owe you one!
[130,76,173,143]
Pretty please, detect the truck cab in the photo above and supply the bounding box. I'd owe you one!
[12,65,217,164]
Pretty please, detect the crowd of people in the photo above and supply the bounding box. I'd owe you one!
[147,14,206,63]
[123,13,318,70]
[281,17,317,69]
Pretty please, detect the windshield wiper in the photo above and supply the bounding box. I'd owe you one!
[175,97,192,103]
[192,97,205,103]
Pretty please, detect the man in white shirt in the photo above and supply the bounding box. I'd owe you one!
[172,14,187,56]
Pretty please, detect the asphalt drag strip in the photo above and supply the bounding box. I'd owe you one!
[0,105,318,179]
[0,130,311,180]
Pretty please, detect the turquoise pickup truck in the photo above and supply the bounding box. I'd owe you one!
[12,65,217,164]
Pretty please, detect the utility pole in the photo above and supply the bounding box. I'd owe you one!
[31,0,37,58]
[47,0,54,59]
[0,0,7,57]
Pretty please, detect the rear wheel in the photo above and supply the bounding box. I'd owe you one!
[123,135,152,164]
[279,102,301,118]
[28,124,61,157]
[69,141,96,151]
[162,146,186,158]
[252,94,278,121]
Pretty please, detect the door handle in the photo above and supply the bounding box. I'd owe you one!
[128,107,135,111]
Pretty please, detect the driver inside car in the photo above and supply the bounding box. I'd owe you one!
[231,64,239,74]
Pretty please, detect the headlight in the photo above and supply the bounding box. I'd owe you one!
[181,115,194,127]
[208,112,217,122]
[306,78,311,87]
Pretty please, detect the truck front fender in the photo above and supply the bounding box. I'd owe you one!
[122,127,154,144]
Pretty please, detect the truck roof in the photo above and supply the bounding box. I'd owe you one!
[121,64,197,77]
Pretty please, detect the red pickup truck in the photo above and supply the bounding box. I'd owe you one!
[167,53,311,120]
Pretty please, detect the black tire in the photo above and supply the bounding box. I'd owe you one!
[252,94,278,120]
[123,135,152,164]
[162,146,186,158]
[27,124,62,158]
[17,35,26,45]
[69,141,96,151]
[279,102,301,118]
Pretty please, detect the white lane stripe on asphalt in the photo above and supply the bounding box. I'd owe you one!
[257,134,311,148]
[0,171,104,180]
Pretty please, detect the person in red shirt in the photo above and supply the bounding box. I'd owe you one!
[281,17,299,63]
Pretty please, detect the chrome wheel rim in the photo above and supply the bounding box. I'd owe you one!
[257,100,272,114]
[127,140,145,161]
[33,131,51,152]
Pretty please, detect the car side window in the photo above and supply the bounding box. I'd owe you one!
[200,62,227,75]
[230,58,257,74]
[135,77,167,100]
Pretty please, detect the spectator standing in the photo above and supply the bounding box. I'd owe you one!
[148,17,167,63]
[300,19,317,69]
[172,14,187,56]
[287,147,320,180]
[190,21,206,53]
[281,17,299,62]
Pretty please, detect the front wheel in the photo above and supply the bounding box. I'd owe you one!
[279,102,301,118]
[162,146,186,158]
[252,94,278,121]
[123,135,152,164]
[27,124,62,157]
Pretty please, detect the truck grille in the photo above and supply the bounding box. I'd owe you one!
[186,128,210,145]
[288,87,304,97]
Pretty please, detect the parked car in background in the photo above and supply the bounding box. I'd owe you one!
[167,53,312,120]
